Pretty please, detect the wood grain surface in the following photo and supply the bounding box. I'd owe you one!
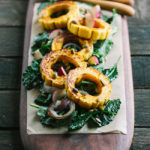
[0,0,149,150]
[19,0,134,150]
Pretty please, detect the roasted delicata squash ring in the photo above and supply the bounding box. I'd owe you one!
[65,67,112,110]
[40,49,87,88]
[67,18,112,40]
[51,32,93,60]
[38,1,79,30]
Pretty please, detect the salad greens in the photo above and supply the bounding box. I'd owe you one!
[22,59,43,90]
[31,32,53,56]
[31,99,121,131]
[34,93,52,106]
[102,56,121,82]
[93,39,114,58]
[68,111,91,130]
[91,99,121,127]
[76,80,98,95]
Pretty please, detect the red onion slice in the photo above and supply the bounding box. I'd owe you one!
[59,66,67,76]
[48,100,75,119]
[63,43,81,51]
[49,89,75,119]
[56,98,71,111]
[52,89,66,102]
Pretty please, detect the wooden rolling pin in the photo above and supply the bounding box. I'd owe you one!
[102,0,134,6]
[78,0,135,16]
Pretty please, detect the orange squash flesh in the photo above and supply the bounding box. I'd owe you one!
[65,67,112,109]
[51,32,93,60]
[38,1,79,30]
[40,49,87,88]
[67,18,112,40]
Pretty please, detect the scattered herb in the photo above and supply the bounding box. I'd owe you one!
[92,57,105,71]
[102,56,121,82]
[22,59,43,90]
[39,83,46,95]
[34,93,52,106]
[66,45,78,52]
[39,39,53,55]
[106,9,117,25]
[30,104,48,117]
[93,39,114,58]
[91,99,121,127]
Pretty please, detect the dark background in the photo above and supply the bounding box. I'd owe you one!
[0,0,150,149]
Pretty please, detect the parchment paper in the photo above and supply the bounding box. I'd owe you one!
[27,3,127,134]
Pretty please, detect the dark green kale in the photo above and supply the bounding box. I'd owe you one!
[40,110,78,127]
[30,104,48,117]
[91,99,121,127]
[91,57,105,71]
[34,93,52,106]
[30,98,121,131]
[30,104,77,127]
[106,9,117,25]
[93,39,114,58]
[93,9,117,57]
[68,99,121,131]
[102,56,121,82]
[34,32,49,43]
[68,111,91,131]
[101,8,117,24]
[101,12,108,22]
[39,39,53,55]
[31,32,53,56]
[76,80,98,95]
[37,0,56,15]
[22,59,43,90]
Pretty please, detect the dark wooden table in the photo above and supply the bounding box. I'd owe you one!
[0,0,150,150]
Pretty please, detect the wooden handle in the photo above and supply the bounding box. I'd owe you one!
[102,0,134,6]
[78,0,135,16]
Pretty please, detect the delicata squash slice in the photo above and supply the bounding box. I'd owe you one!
[40,49,87,88]
[38,1,79,30]
[67,18,112,40]
[65,67,112,110]
[51,32,93,60]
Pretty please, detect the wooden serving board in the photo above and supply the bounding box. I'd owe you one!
[20,0,134,149]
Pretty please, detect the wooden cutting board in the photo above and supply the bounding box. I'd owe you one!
[20,0,134,149]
